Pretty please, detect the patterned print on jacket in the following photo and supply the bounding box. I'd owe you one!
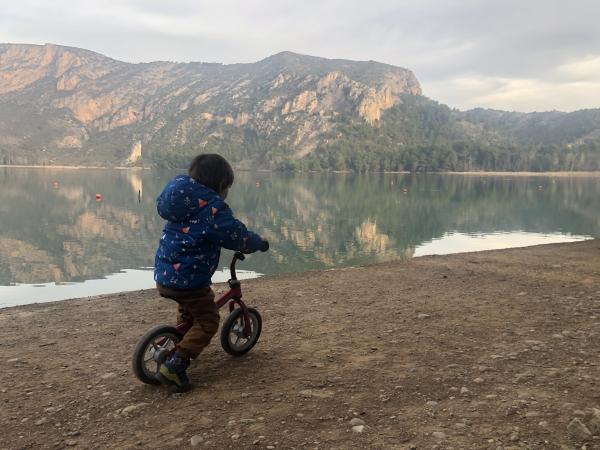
[154,175,263,289]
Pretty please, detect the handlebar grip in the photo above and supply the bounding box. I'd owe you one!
[234,251,246,261]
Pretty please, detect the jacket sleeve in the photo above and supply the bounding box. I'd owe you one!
[205,201,264,253]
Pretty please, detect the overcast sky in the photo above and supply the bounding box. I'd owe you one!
[1,0,599,112]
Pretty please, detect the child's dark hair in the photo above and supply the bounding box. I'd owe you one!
[188,154,234,194]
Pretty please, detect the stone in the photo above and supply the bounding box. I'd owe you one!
[460,387,470,395]
[432,431,446,441]
[231,434,240,441]
[197,417,213,427]
[121,403,148,416]
[514,371,535,383]
[349,418,365,426]
[352,425,365,433]
[190,435,204,446]
[65,440,78,447]
[417,314,430,319]
[298,389,334,399]
[588,408,600,434]
[509,432,519,442]
[35,418,48,426]
[426,401,438,407]
[567,418,592,441]
[101,372,117,380]
[7,358,19,363]
[474,377,485,384]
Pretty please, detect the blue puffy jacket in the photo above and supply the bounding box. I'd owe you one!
[154,175,264,289]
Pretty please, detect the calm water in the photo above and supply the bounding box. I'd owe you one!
[0,168,598,307]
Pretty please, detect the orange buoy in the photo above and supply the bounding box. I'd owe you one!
[95,193,103,201]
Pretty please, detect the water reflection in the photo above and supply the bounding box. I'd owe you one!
[0,168,598,303]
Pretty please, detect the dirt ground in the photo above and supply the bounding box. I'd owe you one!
[1,240,600,450]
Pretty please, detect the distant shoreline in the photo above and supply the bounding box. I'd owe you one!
[444,170,600,177]
[1,165,599,177]
[0,165,151,170]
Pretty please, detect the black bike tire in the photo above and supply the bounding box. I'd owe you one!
[220,307,262,356]
[132,325,183,384]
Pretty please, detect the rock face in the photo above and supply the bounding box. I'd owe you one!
[0,44,421,165]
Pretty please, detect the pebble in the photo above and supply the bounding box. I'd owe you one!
[432,431,446,441]
[509,432,519,442]
[100,372,116,380]
[197,417,213,427]
[352,425,365,433]
[460,387,470,395]
[231,434,240,441]
[587,408,600,434]
[7,358,19,363]
[190,435,204,446]
[417,314,430,319]
[35,418,48,426]
[474,377,484,384]
[298,389,334,399]
[65,440,78,447]
[121,403,148,416]
[349,418,365,426]
[426,401,438,407]
[266,446,275,450]
[567,418,592,441]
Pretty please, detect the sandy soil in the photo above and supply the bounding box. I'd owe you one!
[1,240,600,450]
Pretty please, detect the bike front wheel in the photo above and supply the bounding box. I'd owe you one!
[220,307,262,356]
[132,325,183,384]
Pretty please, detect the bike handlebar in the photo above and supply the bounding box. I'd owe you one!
[229,241,268,280]
[229,252,245,280]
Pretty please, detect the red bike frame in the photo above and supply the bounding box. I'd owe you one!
[174,252,253,337]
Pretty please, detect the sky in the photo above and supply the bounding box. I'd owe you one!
[1,0,599,112]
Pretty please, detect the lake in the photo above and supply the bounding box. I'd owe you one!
[0,167,597,307]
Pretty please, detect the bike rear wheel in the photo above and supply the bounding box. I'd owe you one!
[220,307,262,356]
[132,325,183,384]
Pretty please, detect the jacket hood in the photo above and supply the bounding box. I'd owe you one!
[156,175,219,222]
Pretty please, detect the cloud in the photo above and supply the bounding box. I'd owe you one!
[1,0,599,111]
[425,75,600,112]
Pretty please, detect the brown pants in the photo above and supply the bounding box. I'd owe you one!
[156,284,220,359]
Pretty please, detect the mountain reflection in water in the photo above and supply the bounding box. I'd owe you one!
[0,168,597,304]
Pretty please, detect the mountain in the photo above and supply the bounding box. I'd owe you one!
[0,43,599,171]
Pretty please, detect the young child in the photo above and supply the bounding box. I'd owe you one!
[154,154,268,391]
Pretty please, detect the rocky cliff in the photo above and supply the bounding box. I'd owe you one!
[0,43,421,166]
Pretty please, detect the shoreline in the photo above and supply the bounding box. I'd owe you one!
[1,164,599,176]
[0,164,151,170]
[2,240,599,448]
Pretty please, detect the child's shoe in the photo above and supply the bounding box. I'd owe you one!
[155,350,192,392]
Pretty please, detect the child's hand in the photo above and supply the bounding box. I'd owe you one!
[259,240,269,252]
